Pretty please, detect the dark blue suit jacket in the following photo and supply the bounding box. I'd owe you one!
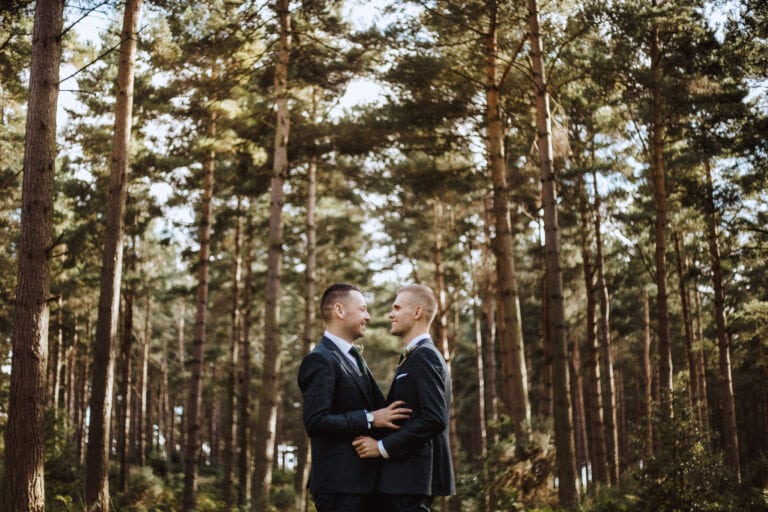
[378,338,455,496]
[298,336,386,494]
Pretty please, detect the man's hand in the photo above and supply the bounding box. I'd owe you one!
[372,400,411,429]
[353,436,381,458]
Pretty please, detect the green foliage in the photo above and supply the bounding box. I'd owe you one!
[584,396,768,512]
[115,467,179,511]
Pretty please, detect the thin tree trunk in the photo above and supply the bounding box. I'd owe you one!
[704,161,740,479]
[139,294,151,466]
[251,2,290,508]
[118,290,135,492]
[642,289,653,455]
[0,3,63,510]
[528,0,579,505]
[295,148,317,509]
[591,170,619,486]
[84,1,142,508]
[75,317,90,465]
[223,201,243,508]
[484,0,530,443]
[238,210,255,508]
[673,232,701,418]
[578,176,609,486]
[650,16,673,417]
[182,113,217,511]
[473,295,490,512]
[570,338,589,494]
[692,283,710,432]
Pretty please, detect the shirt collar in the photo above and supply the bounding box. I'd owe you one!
[405,334,431,353]
[324,330,354,354]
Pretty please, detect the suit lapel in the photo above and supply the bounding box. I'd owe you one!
[321,337,373,401]
[388,338,433,401]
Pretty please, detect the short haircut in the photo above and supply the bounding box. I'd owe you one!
[320,283,363,322]
[398,284,438,324]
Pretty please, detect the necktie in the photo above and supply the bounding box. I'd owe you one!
[349,346,367,376]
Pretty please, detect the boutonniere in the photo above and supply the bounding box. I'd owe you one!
[354,343,364,355]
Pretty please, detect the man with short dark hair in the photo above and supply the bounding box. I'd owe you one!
[298,283,411,512]
[353,284,456,512]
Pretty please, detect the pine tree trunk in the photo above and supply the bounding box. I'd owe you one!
[642,289,654,454]
[484,0,530,442]
[84,1,141,508]
[0,3,63,510]
[118,291,135,493]
[295,150,317,510]
[251,2,290,508]
[692,284,710,432]
[704,161,740,479]
[673,232,702,421]
[570,338,589,494]
[223,203,243,508]
[528,0,579,505]
[578,176,609,486]
[182,114,217,511]
[238,218,255,507]
[591,170,619,485]
[650,19,673,417]
[138,295,151,466]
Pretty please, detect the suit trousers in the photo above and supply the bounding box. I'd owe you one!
[385,495,433,512]
[312,493,386,512]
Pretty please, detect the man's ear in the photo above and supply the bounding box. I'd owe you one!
[335,303,344,319]
[414,305,423,320]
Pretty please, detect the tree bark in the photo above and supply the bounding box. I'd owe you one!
[238,210,255,507]
[117,290,134,493]
[223,200,243,508]
[295,148,317,510]
[182,113,217,511]
[251,2,290,509]
[1,2,63,510]
[528,0,579,505]
[704,161,740,479]
[484,0,530,443]
[578,176,609,486]
[570,338,589,494]
[642,289,654,455]
[591,170,619,485]
[84,1,141,508]
[650,16,673,417]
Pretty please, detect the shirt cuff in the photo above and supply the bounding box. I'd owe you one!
[377,440,390,459]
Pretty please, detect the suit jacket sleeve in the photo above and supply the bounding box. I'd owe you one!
[381,348,449,458]
[298,350,368,437]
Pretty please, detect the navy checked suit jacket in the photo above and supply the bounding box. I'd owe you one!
[377,338,456,497]
[298,336,386,495]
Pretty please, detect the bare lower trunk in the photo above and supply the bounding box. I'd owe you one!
[238,208,255,507]
[642,290,653,455]
[529,0,578,505]
[182,115,217,512]
[85,2,141,508]
[1,3,63,510]
[484,1,530,442]
[251,3,290,509]
[704,162,740,479]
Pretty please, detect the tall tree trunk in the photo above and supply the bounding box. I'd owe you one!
[138,294,151,466]
[75,317,90,465]
[238,211,255,508]
[473,294,490,512]
[251,2,290,509]
[650,17,673,417]
[431,203,461,512]
[692,283,710,432]
[704,161,740,479]
[0,3,63,510]
[528,0,579,506]
[480,201,499,445]
[295,148,317,510]
[578,176,609,486]
[642,289,653,455]
[570,338,589,494]
[182,113,217,511]
[673,232,701,418]
[484,0,530,443]
[117,290,135,493]
[591,170,619,485]
[84,1,141,508]
[223,201,243,508]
